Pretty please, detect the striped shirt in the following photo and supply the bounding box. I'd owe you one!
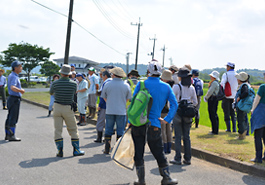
[50,77,77,105]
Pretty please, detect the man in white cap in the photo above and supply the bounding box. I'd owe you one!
[220,62,238,132]
[101,67,131,154]
[131,59,178,185]
[0,68,7,109]
[87,67,99,119]
[50,64,84,157]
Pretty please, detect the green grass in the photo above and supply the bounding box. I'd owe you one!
[22,91,51,106]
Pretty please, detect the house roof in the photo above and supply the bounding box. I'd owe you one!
[53,56,99,65]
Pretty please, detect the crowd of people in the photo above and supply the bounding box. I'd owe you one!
[1,59,265,184]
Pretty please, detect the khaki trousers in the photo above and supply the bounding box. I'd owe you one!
[53,103,79,140]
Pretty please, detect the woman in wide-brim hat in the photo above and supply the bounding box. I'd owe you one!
[204,70,220,135]
[234,72,250,140]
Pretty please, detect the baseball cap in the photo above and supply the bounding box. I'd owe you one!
[11,60,22,68]
[226,62,235,68]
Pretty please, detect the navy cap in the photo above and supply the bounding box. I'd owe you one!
[11,60,22,68]
[76,73,84,79]
[70,64,76,67]
[192,69,199,76]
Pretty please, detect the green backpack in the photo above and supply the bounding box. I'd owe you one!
[127,81,153,127]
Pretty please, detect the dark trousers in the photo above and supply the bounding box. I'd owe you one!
[0,86,6,106]
[5,96,21,128]
[173,114,192,162]
[236,108,247,134]
[222,98,236,132]
[131,124,168,168]
[208,96,219,134]
[254,127,265,162]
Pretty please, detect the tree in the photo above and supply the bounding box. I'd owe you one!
[40,61,60,82]
[0,42,54,82]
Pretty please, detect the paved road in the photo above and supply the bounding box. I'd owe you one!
[1,102,265,185]
[24,88,50,92]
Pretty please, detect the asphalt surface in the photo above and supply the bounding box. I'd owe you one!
[1,102,265,185]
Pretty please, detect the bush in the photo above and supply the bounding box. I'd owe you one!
[5,86,9,96]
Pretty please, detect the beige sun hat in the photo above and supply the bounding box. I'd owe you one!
[209,70,220,81]
[0,69,5,73]
[161,69,173,81]
[110,67,126,78]
[59,64,71,75]
[169,65,178,71]
[235,72,249,82]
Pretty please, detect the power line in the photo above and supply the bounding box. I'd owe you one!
[92,0,135,39]
[30,0,125,56]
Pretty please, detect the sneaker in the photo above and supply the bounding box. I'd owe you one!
[3,106,7,110]
[183,159,191,165]
[170,159,181,165]
[250,158,262,163]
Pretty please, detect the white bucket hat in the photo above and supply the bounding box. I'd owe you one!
[59,64,71,75]
[161,69,173,81]
[209,70,220,81]
[110,67,126,78]
[235,72,249,82]
[147,59,163,76]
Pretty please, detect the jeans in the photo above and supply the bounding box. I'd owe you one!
[222,98,236,132]
[208,96,219,134]
[173,114,192,162]
[5,96,21,128]
[105,114,126,137]
[131,124,168,168]
[48,95,55,111]
[254,127,265,162]
[236,108,247,134]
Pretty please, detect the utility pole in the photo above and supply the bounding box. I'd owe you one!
[169,57,173,66]
[126,52,132,75]
[149,35,157,60]
[64,0,74,64]
[131,17,143,70]
[161,45,167,67]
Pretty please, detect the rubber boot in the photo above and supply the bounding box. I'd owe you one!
[5,128,9,140]
[104,136,111,154]
[6,127,21,142]
[80,114,87,126]
[77,114,82,126]
[159,166,178,185]
[47,110,51,117]
[195,118,199,128]
[87,107,92,118]
[94,131,103,143]
[55,138,63,157]
[167,142,172,154]
[71,139,85,156]
[163,143,168,154]
[134,165,146,185]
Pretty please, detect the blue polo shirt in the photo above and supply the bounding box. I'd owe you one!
[133,77,178,128]
[8,72,22,97]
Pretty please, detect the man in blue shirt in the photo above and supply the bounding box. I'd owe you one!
[131,60,178,185]
[5,61,25,141]
[0,68,7,109]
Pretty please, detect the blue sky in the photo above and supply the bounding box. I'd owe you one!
[1,0,265,70]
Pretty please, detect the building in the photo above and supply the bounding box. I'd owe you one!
[53,56,101,74]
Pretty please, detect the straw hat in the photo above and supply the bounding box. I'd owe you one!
[59,64,71,75]
[110,67,126,78]
[0,69,4,73]
[209,71,220,81]
[235,72,249,82]
[161,70,173,81]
